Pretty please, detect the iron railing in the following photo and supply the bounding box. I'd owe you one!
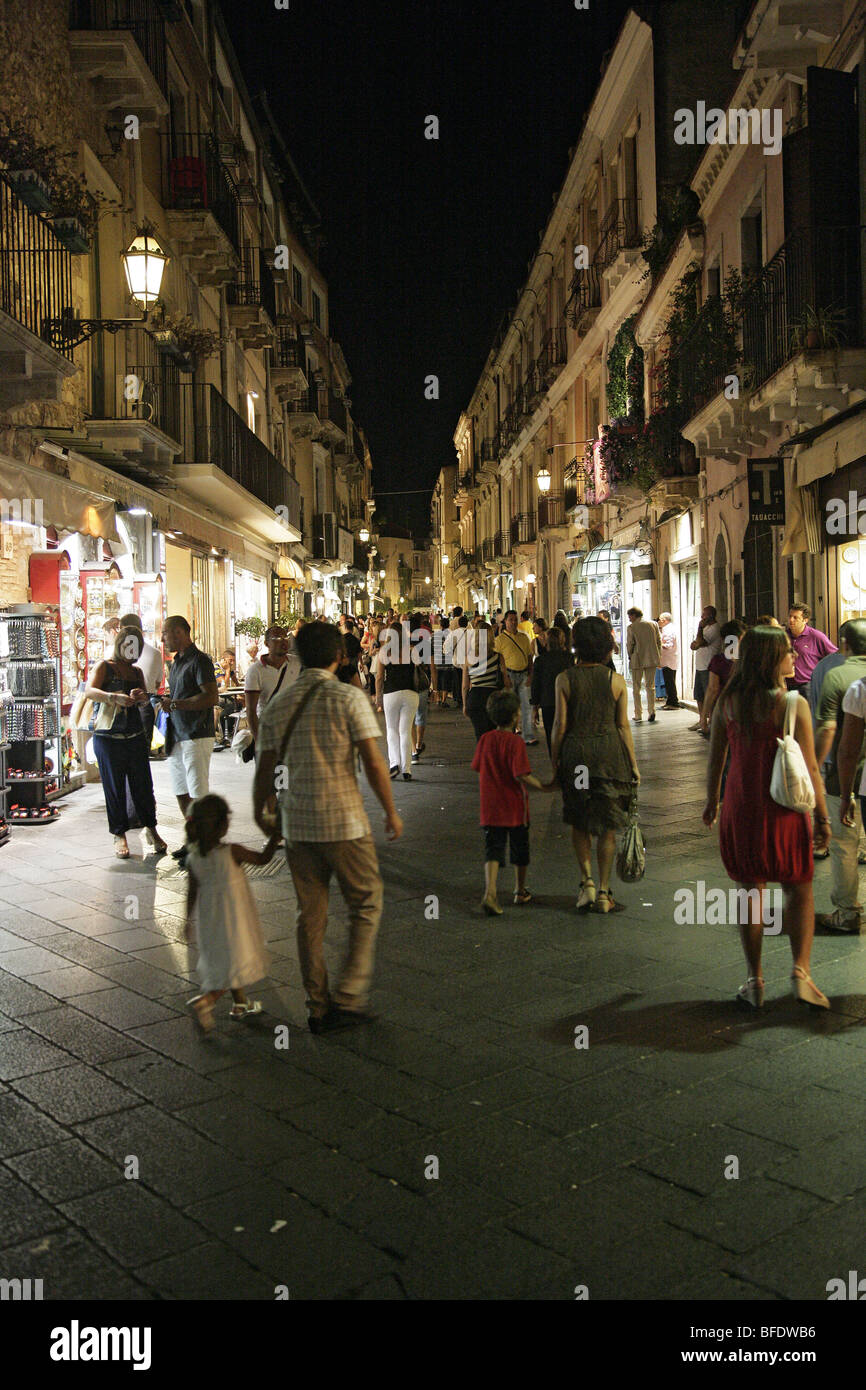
[286,385,320,418]
[494,530,512,559]
[163,129,241,256]
[510,512,537,547]
[321,390,348,437]
[537,327,567,379]
[226,247,277,322]
[481,537,495,564]
[480,436,498,465]
[0,174,74,358]
[70,0,167,96]
[595,197,641,271]
[453,547,468,570]
[741,225,862,392]
[178,383,300,528]
[538,494,565,529]
[273,325,305,369]
[90,326,183,441]
[565,264,602,324]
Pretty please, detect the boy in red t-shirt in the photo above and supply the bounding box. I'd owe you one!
[471,689,552,915]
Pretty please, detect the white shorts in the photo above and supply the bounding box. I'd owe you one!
[167,738,213,799]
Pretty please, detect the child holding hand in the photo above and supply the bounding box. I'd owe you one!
[471,689,554,916]
[184,794,280,1032]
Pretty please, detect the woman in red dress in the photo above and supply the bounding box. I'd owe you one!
[703,625,830,1009]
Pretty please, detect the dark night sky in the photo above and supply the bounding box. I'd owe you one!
[224,0,633,532]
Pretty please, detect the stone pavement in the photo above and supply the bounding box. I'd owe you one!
[1,698,865,1301]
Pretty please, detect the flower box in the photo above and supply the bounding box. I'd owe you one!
[51,217,89,254]
[152,329,191,368]
[7,169,53,214]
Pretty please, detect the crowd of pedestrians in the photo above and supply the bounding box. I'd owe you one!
[78,593,865,1034]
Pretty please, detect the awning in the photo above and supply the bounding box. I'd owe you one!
[581,542,621,579]
[277,555,305,585]
[794,415,866,487]
[0,455,117,542]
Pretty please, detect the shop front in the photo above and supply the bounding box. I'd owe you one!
[817,456,866,636]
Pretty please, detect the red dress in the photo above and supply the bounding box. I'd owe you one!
[719,712,813,884]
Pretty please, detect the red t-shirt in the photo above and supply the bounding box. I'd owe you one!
[471,729,531,827]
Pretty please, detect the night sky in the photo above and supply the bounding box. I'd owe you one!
[224,0,633,532]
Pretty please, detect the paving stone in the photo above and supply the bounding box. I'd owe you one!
[93,926,176,952]
[399,1224,572,1300]
[0,1030,78,1080]
[729,1191,866,1300]
[4,1137,123,1203]
[0,1093,69,1157]
[60,1184,209,1270]
[39,936,128,969]
[95,959,193,998]
[0,1166,69,1248]
[22,966,114,999]
[178,1095,313,1162]
[100,1055,222,1110]
[70,986,176,1030]
[10,1063,138,1125]
[136,1243,276,1300]
[127,1017,251,1074]
[0,1228,152,1300]
[23,1005,145,1063]
[634,1123,795,1195]
[0,970,66,1018]
[0,910,65,941]
[663,1173,829,1253]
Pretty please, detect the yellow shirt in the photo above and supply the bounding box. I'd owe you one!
[518,620,535,640]
[495,629,532,671]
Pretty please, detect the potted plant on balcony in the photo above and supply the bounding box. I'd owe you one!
[790,304,848,353]
[0,122,54,214]
[149,302,222,370]
[49,171,97,254]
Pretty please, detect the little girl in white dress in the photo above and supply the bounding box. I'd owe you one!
[184,794,280,1032]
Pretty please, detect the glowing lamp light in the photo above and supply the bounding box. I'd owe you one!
[527,571,536,584]
[359,526,370,543]
[379,568,386,578]
[442,554,449,566]
[515,579,525,590]
[537,467,552,494]
[425,576,431,584]
[122,228,169,308]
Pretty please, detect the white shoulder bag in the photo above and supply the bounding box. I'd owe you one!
[770,690,815,813]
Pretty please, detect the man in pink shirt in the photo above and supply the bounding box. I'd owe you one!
[786,604,836,697]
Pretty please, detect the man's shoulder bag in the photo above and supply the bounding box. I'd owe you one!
[242,661,289,763]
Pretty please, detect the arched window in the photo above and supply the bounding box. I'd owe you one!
[558,567,570,612]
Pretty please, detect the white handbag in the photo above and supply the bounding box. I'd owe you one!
[770,691,815,814]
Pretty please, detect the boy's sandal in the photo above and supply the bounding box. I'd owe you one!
[513,889,533,905]
[229,1000,263,1019]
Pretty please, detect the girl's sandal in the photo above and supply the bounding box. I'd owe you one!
[188,995,215,1034]
[229,1001,263,1020]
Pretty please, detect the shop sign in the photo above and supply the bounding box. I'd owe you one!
[748,458,785,525]
[270,570,280,620]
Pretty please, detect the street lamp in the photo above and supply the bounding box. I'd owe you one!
[359,526,370,543]
[527,572,536,584]
[425,576,431,584]
[442,554,449,567]
[537,467,551,494]
[379,569,386,579]
[45,224,169,348]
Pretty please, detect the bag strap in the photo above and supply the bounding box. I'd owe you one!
[276,678,323,767]
[270,660,288,702]
[784,689,799,739]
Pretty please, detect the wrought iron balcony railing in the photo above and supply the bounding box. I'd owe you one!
[538,494,565,530]
[180,382,300,527]
[510,512,537,547]
[537,327,567,380]
[481,537,495,564]
[70,0,168,96]
[595,197,642,271]
[163,129,241,256]
[273,325,305,368]
[0,174,74,359]
[565,264,603,325]
[494,530,512,559]
[226,247,277,321]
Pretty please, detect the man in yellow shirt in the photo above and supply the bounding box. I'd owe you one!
[518,609,535,640]
[495,610,537,745]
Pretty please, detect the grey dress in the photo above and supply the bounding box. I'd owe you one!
[559,664,633,833]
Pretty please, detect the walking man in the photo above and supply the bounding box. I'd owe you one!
[813,619,866,932]
[495,609,537,744]
[244,625,299,744]
[626,607,662,723]
[658,612,680,708]
[160,616,218,861]
[254,621,402,1032]
[690,605,722,732]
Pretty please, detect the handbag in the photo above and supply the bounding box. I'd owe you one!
[770,690,815,813]
[616,789,646,882]
[413,661,430,694]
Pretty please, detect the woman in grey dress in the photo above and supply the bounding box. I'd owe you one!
[550,617,640,913]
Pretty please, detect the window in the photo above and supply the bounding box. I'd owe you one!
[707,259,721,300]
[311,290,322,328]
[292,266,304,307]
[740,200,763,276]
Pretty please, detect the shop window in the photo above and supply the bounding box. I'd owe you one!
[838,538,866,622]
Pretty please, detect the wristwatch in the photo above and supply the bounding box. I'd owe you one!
[170,701,178,711]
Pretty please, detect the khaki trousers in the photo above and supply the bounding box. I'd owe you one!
[631,665,656,719]
[285,834,383,1016]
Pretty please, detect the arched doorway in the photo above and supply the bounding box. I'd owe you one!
[558,567,570,613]
[713,532,729,624]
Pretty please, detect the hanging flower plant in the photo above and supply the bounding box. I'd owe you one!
[150,301,223,363]
[234,616,266,639]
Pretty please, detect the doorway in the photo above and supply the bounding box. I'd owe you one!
[677,563,700,701]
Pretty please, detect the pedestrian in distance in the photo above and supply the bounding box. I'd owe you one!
[786,603,837,699]
[472,688,554,915]
[184,795,280,1033]
[550,617,639,914]
[118,612,162,752]
[495,609,537,744]
[657,612,679,708]
[253,621,402,1034]
[463,617,507,741]
[376,617,421,780]
[691,605,722,731]
[823,622,866,930]
[626,606,662,723]
[703,625,830,1010]
[160,616,219,864]
[700,619,746,735]
[244,625,300,747]
[531,624,573,754]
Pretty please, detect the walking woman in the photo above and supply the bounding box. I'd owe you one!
[375,618,420,780]
[703,625,830,1009]
[462,618,507,742]
[86,626,168,858]
[550,616,639,913]
[531,625,573,753]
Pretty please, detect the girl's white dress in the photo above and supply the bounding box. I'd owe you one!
[188,844,269,992]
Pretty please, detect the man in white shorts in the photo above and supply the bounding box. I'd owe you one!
[160,615,218,861]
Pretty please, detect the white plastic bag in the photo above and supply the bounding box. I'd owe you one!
[770,691,815,814]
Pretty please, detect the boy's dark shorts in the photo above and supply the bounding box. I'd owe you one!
[483,824,530,867]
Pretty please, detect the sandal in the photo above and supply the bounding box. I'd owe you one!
[229,1000,263,1019]
[114,836,130,859]
[577,877,596,913]
[145,827,168,854]
[791,967,829,1010]
[188,995,216,1034]
[594,890,625,914]
[513,889,533,905]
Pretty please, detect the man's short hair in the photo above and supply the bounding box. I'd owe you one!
[627,607,642,620]
[842,619,866,655]
[504,609,517,620]
[704,605,717,620]
[658,612,672,624]
[164,615,190,635]
[119,612,143,632]
[789,603,811,622]
[486,688,520,728]
[264,626,285,643]
[295,621,343,670]
[520,609,530,621]
[452,605,463,618]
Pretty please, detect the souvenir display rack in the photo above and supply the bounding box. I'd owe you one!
[0,691,10,846]
[0,607,66,824]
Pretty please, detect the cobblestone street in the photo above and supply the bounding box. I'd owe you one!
[1,702,865,1301]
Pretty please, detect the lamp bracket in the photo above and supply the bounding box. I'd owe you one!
[43,308,149,351]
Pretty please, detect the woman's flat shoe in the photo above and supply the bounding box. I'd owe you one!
[114,836,130,859]
[791,967,830,1010]
[188,995,215,1034]
[737,977,765,1009]
[577,878,596,912]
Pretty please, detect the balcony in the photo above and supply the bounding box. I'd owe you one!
[311,513,354,570]
[493,530,512,561]
[270,326,307,401]
[285,385,322,439]
[480,537,495,567]
[318,390,348,446]
[510,512,537,549]
[596,197,643,291]
[735,0,845,76]
[171,383,302,543]
[565,264,602,330]
[538,494,566,531]
[80,327,182,471]
[162,130,241,284]
[537,328,567,384]
[0,175,78,408]
[454,468,475,497]
[226,248,276,349]
[69,0,168,124]
[452,547,469,574]
[479,436,498,474]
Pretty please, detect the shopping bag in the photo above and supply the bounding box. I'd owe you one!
[616,789,646,882]
[770,691,815,813]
